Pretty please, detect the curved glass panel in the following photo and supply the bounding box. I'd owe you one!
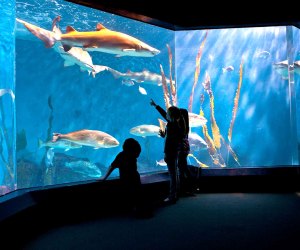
[0,0,16,195]
[0,0,296,194]
[15,0,174,188]
[175,27,299,168]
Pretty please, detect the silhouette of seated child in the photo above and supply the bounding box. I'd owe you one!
[101,138,151,217]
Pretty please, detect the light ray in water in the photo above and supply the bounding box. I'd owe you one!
[166,44,177,106]
[188,30,208,112]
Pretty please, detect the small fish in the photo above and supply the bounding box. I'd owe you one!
[121,79,135,87]
[52,129,119,149]
[38,138,82,151]
[188,112,207,128]
[222,65,234,73]
[255,50,271,59]
[129,125,161,138]
[138,86,147,95]
[156,158,167,166]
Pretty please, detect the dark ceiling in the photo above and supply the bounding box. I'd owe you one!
[67,0,300,30]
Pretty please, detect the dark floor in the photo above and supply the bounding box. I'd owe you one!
[2,169,300,250]
[3,192,300,250]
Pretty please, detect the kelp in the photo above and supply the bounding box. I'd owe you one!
[188,30,208,112]
[188,153,209,168]
[166,44,177,106]
[202,72,221,149]
[228,59,244,142]
[160,64,171,109]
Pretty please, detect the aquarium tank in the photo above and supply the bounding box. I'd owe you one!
[0,0,299,196]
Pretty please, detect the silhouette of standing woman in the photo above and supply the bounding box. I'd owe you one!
[177,108,195,195]
[150,99,183,204]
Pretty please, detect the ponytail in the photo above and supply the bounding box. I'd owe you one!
[180,108,189,137]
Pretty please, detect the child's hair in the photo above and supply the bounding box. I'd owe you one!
[123,138,141,158]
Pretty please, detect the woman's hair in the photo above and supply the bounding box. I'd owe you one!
[180,108,189,136]
[167,106,181,120]
[123,138,141,158]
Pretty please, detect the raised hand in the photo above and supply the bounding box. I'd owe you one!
[150,98,157,107]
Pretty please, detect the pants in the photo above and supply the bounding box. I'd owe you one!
[164,152,179,200]
[177,152,195,192]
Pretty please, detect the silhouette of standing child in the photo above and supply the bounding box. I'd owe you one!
[101,138,143,214]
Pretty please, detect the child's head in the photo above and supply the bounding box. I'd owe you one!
[167,106,181,122]
[123,138,141,158]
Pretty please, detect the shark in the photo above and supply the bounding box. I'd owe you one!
[107,67,174,86]
[17,17,108,77]
[16,18,160,57]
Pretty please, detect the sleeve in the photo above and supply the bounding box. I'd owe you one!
[111,153,122,169]
[156,105,168,121]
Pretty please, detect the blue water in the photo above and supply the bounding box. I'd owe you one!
[0,0,16,195]
[175,28,300,167]
[1,0,299,193]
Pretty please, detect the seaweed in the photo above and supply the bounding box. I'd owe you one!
[185,31,242,168]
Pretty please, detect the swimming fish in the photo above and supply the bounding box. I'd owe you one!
[188,132,208,151]
[16,18,160,57]
[188,112,207,127]
[156,158,167,166]
[222,65,234,73]
[138,85,147,95]
[255,50,271,59]
[18,16,108,78]
[38,138,82,151]
[108,68,174,86]
[65,160,102,178]
[155,112,206,128]
[129,125,161,138]
[52,129,119,149]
